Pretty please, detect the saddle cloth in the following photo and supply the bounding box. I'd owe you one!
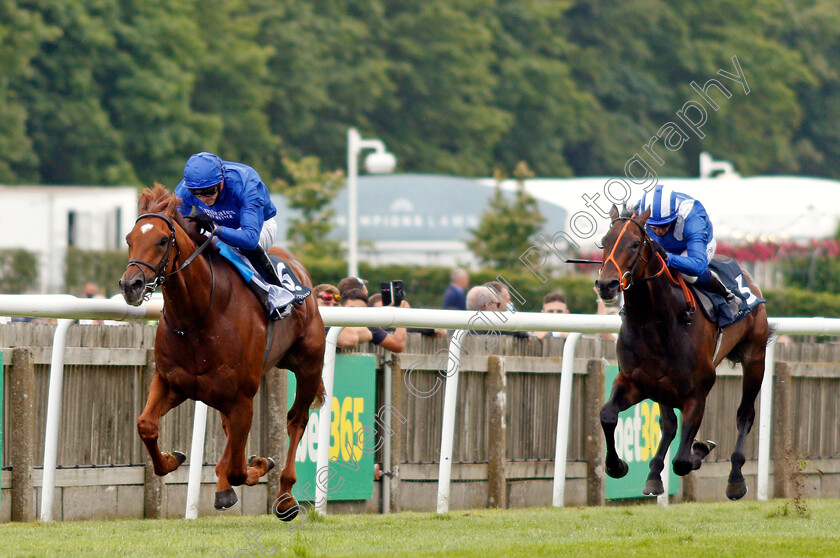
[691,257,765,328]
[217,243,294,320]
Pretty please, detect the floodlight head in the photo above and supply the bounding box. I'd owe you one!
[364,151,397,174]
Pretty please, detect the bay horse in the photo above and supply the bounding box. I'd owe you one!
[595,205,770,500]
[119,184,325,519]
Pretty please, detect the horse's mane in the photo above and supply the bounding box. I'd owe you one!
[137,183,208,245]
[138,183,179,215]
[619,204,637,219]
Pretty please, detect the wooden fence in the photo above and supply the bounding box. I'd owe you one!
[1,323,839,521]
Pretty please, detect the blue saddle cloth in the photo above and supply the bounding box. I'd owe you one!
[693,258,765,328]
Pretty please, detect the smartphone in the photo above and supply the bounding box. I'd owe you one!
[380,280,404,306]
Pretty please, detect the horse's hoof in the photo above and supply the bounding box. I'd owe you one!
[726,482,748,501]
[643,479,664,496]
[170,451,186,466]
[214,488,239,510]
[247,455,275,473]
[272,494,299,522]
[692,439,717,459]
[606,459,629,479]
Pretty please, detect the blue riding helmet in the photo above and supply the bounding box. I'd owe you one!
[183,152,224,189]
[640,184,679,226]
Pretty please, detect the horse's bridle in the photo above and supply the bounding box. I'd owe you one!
[126,214,181,299]
[602,214,696,314]
[125,213,216,336]
[601,215,658,291]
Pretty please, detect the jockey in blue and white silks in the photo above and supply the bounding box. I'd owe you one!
[637,184,736,301]
[174,152,310,313]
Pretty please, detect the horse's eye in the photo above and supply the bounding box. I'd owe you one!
[631,241,641,249]
[595,238,604,249]
[158,237,168,247]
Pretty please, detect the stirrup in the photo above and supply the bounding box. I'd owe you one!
[270,304,293,321]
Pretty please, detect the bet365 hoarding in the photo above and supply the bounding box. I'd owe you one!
[287,354,376,501]
[605,365,680,499]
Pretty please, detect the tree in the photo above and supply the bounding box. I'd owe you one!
[0,1,54,182]
[274,156,344,262]
[468,161,545,269]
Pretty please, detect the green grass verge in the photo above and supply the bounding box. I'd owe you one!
[3,499,840,557]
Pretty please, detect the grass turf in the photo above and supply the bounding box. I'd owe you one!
[2,499,840,557]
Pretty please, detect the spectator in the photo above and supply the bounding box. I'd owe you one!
[595,287,620,341]
[484,280,514,310]
[79,281,105,325]
[466,285,504,312]
[314,284,341,307]
[338,276,368,298]
[369,292,447,338]
[337,288,409,352]
[533,291,571,340]
[442,268,469,310]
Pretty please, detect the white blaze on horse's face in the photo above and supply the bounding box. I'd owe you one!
[141,224,154,234]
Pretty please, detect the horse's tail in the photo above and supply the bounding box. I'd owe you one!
[312,378,326,410]
[767,323,778,345]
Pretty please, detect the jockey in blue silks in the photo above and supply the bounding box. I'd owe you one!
[637,184,738,303]
[174,152,310,311]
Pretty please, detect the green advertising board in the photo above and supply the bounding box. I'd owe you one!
[605,365,680,499]
[0,351,2,507]
[287,354,376,501]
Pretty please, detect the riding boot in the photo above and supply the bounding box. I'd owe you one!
[705,273,743,317]
[242,247,283,288]
[242,248,311,305]
[706,274,737,303]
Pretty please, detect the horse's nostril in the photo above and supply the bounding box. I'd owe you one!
[131,278,144,292]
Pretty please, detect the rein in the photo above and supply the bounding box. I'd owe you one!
[126,213,216,336]
[603,215,696,314]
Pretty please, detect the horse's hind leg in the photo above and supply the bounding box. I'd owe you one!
[137,375,186,476]
[600,373,643,479]
[728,351,765,500]
[643,405,678,496]
[672,395,708,476]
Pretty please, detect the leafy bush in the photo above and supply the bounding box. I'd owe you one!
[307,259,597,313]
[763,288,840,318]
[0,249,39,294]
[65,246,128,297]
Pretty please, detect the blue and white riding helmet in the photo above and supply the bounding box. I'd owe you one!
[639,184,679,226]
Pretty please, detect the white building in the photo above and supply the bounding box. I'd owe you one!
[0,186,138,293]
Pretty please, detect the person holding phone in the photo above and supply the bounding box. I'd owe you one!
[336,288,409,352]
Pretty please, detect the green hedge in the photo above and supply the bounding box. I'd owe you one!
[65,246,129,297]
[306,260,598,313]
[0,249,39,294]
[58,247,840,318]
[762,288,840,318]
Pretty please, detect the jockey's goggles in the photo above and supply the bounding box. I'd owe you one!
[192,183,221,197]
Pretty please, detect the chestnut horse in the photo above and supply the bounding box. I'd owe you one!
[119,184,325,519]
[595,205,770,500]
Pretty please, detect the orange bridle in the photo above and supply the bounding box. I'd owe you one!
[601,215,696,311]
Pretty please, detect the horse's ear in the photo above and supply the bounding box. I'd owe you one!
[639,206,652,225]
[609,204,620,221]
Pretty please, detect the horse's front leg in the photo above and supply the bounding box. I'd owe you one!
[643,405,678,496]
[137,374,186,476]
[600,372,643,479]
